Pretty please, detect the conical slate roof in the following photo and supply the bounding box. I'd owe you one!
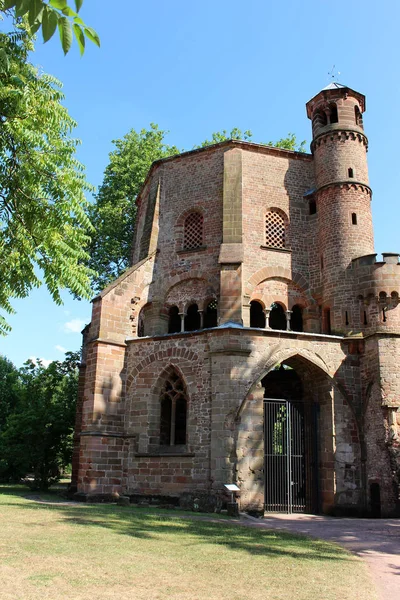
[322,81,346,90]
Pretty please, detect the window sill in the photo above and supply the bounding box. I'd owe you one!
[260,246,292,253]
[177,246,207,254]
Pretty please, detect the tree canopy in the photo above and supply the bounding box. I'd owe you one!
[0,351,79,489]
[0,28,94,334]
[0,0,99,55]
[88,126,306,294]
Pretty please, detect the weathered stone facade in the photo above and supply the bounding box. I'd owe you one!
[72,83,400,516]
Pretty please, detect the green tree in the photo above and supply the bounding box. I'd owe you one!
[0,351,79,488]
[87,124,180,293]
[0,355,19,431]
[0,29,95,335]
[1,0,99,55]
[89,126,306,294]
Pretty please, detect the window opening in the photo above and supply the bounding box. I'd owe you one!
[160,371,187,446]
[137,311,145,337]
[329,104,338,124]
[183,212,203,250]
[313,110,327,128]
[345,311,349,326]
[269,303,287,330]
[348,168,354,178]
[265,211,286,249]
[168,306,181,334]
[184,303,200,331]
[363,310,368,325]
[309,200,317,215]
[203,299,218,328]
[250,300,265,328]
[382,308,387,323]
[290,305,303,332]
[352,213,357,225]
[321,255,324,270]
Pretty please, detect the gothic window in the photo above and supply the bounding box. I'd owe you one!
[168,306,181,333]
[203,299,218,328]
[160,371,187,445]
[137,310,145,338]
[184,303,201,331]
[250,300,265,328]
[265,211,286,249]
[183,212,203,250]
[290,305,303,332]
[270,303,287,330]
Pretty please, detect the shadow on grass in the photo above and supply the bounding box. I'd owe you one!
[0,484,352,563]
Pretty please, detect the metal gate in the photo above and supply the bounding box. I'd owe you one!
[264,399,308,513]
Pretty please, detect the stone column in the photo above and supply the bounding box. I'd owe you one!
[264,308,271,329]
[286,310,292,331]
[179,312,185,332]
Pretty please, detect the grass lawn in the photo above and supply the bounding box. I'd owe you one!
[0,485,376,600]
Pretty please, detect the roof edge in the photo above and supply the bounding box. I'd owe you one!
[136,139,312,206]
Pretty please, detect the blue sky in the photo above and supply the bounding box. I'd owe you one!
[1,0,400,366]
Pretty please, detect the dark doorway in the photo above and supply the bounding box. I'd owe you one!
[262,366,319,513]
[270,303,287,330]
[168,306,181,334]
[250,300,265,328]
[290,305,303,332]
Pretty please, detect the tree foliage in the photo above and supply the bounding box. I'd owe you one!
[0,0,99,55]
[88,126,306,294]
[0,351,79,489]
[0,29,95,334]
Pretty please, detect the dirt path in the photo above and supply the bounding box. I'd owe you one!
[240,513,400,600]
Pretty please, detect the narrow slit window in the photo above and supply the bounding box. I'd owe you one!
[382,308,387,323]
[348,168,354,178]
[345,311,349,326]
[363,310,368,325]
[321,255,324,270]
[309,200,317,215]
[352,213,357,225]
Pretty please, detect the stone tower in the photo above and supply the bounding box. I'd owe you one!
[306,83,374,334]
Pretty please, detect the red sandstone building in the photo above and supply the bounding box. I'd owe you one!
[72,83,400,516]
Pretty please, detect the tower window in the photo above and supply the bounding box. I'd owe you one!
[183,212,203,250]
[160,371,187,446]
[309,200,317,215]
[329,104,338,124]
[323,308,331,334]
[363,310,368,325]
[348,168,354,178]
[321,255,324,270]
[352,213,357,225]
[168,306,181,334]
[265,211,286,249]
[355,106,363,128]
[345,311,349,326]
[250,300,265,328]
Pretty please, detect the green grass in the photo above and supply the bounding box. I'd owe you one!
[0,485,376,600]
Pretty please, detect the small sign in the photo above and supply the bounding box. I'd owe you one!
[224,484,240,492]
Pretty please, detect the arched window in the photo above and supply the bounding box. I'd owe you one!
[265,211,286,249]
[183,212,203,250]
[329,104,338,124]
[203,299,218,328]
[250,300,265,328]
[313,110,327,128]
[160,371,187,446]
[269,303,287,330]
[184,303,200,331]
[290,305,303,332]
[168,306,181,334]
[137,310,145,338]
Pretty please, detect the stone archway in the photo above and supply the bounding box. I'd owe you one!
[234,354,361,515]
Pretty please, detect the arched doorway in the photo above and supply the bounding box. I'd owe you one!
[262,364,319,514]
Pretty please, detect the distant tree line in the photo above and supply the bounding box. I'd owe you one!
[0,352,79,489]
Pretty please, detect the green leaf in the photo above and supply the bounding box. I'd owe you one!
[58,16,73,54]
[42,6,58,43]
[0,48,10,74]
[83,26,100,48]
[3,0,18,9]
[73,23,85,56]
[28,0,43,27]
[61,6,77,17]
[15,0,31,17]
[74,0,83,12]
[49,0,67,9]
[30,19,42,35]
